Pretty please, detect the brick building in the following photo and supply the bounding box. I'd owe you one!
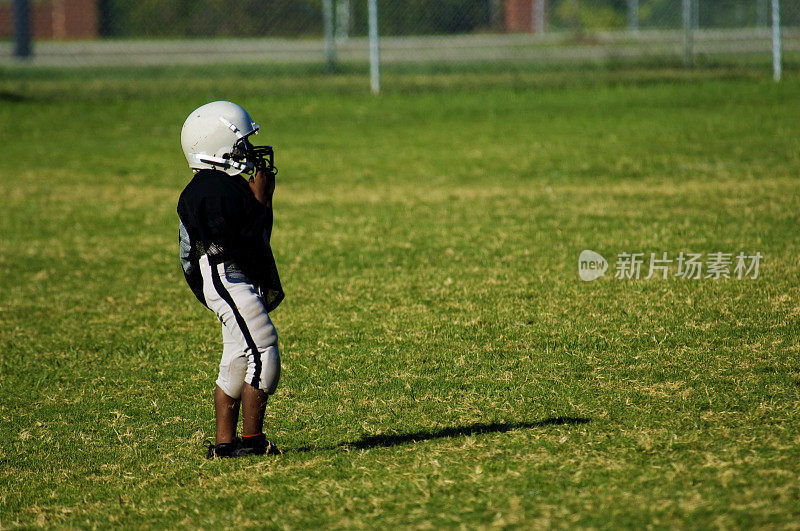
[0,0,98,40]
[505,0,548,33]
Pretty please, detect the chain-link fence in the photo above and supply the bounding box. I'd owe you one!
[0,0,797,87]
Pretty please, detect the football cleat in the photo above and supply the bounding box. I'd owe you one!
[234,433,281,457]
[204,438,240,459]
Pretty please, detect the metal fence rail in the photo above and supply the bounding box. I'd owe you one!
[1,28,795,67]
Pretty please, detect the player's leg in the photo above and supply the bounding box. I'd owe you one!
[214,385,239,443]
[224,287,280,456]
[205,319,249,458]
[241,382,267,436]
[200,258,281,456]
[238,382,279,455]
[214,320,248,441]
[208,261,281,394]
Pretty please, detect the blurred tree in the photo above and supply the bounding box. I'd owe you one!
[99,0,495,38]
[99,0,323,38]
[551,0,626,31]
[350,0,492,36]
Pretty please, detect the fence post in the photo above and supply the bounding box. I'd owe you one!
[772,0,782,81]
[368,0,380,94]
[322,0,336,71]
[533,0,546,34]
[682,0,693,67]
[627,0,638,32]
[13,0,32,59]
[336,0,351,40]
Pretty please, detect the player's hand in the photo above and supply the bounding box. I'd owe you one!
[248,158,275,207]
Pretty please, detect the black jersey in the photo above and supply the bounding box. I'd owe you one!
[177,169,284,312]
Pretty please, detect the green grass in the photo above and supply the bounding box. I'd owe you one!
[1,67,799,528]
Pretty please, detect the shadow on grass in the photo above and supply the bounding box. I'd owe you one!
[292,416,590,453]
[0,90,27,102]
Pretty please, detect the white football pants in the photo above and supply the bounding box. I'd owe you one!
[199,255,281,400]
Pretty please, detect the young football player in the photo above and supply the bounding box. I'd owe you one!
[177,101,284,458]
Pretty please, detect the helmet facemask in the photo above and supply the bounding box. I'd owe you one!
[229,136,278,179]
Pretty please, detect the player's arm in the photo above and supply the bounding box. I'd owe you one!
[248,158,275,240]
[230,166,284,311]
[248,158,274,207]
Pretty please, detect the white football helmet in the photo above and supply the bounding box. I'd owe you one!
[181,101,263,176]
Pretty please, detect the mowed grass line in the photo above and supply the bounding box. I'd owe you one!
[0,73,799,528]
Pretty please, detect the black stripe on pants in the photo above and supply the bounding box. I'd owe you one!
[209,263,263,389]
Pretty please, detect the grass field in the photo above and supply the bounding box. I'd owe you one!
[1,66,799,528]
